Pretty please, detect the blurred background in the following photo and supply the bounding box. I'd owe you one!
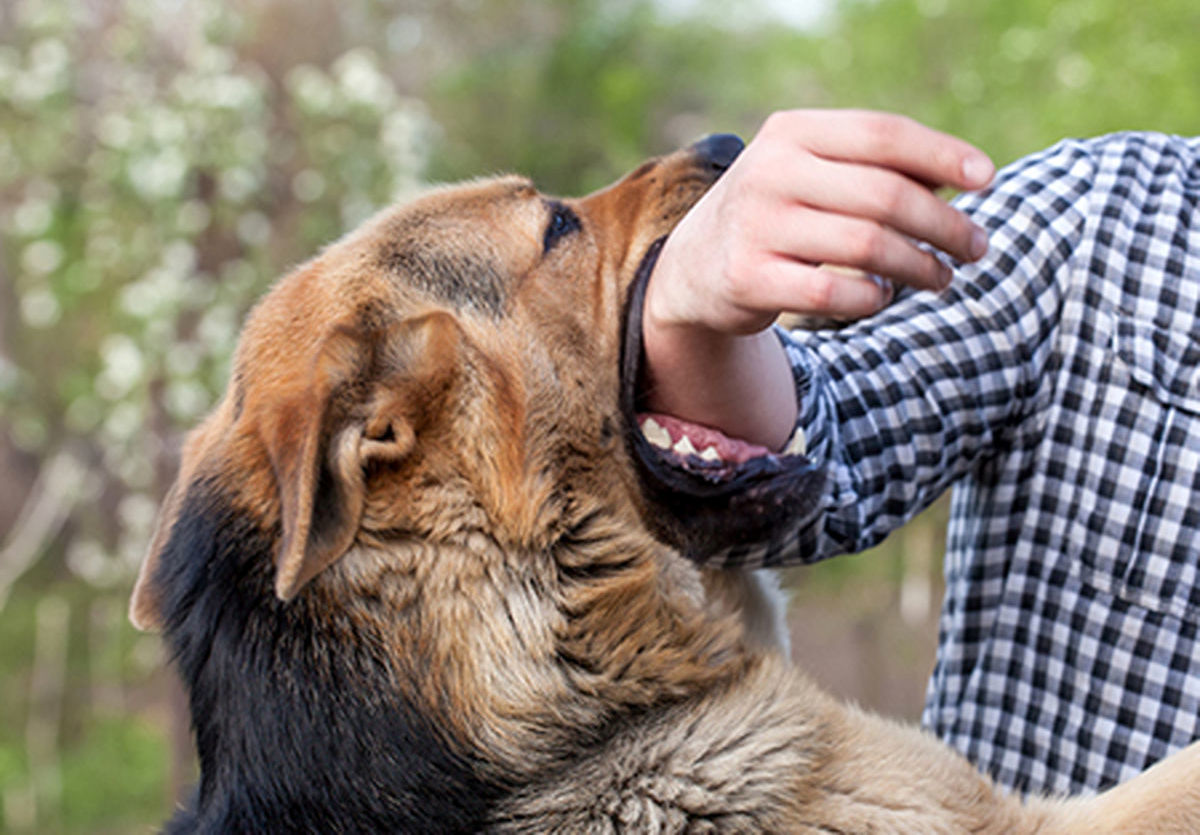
[1,0,1197,829]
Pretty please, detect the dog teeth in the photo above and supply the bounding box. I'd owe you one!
[639,417,723,461]
[783,427,807,456]
[672,436,698,456]
[640,417,672,449]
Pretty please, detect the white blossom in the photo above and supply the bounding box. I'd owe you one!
[20,287,61,327]
[97,334,146,400]
[21,239,63,275]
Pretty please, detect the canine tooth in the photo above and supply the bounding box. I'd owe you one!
[698,445,721,462]
[672,436,698,456]
[640,417,672,449]
[784,427,807,456]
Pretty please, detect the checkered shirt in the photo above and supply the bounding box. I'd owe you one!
[717,132,1200,795]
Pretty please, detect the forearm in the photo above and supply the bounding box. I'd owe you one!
[776,137,1090,558]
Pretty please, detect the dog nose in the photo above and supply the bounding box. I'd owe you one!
[691,133,744,172]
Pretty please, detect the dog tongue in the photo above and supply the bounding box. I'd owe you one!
[637,412,774,464]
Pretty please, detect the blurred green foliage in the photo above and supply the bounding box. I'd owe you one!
[816,0,1200,167]
[0,0,1196,829]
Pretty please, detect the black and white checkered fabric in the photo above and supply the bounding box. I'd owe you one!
[715,132,1200,795]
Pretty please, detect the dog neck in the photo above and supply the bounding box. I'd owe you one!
[345,498,756,772]
[155,480,753,829]
[552,506,754,703]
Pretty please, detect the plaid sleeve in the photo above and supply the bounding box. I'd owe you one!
[712,139,1097,568]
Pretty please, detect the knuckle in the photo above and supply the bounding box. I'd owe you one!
[756,112,788,146]
[932,142,961,179]
[858,113,893,150]
[757,109,819,151]
[761,109,799,137]
[847,224,885,266]
[801,273,836,312]
[760,110,786,134]
[875,178,908,221]
[858,111,913,154]
[720,247,761,304]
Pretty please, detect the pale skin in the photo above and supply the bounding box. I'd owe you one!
[642,110,997,450]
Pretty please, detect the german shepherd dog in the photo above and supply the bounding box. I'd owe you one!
[131,136,1200,832]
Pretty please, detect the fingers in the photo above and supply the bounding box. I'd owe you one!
[761,109,995,191]
[732,256,896,323]
[769,154,988,266]
[760,204,952,292]
[647,109,995,336]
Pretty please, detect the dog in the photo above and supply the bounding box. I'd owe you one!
[130,135,1200,832]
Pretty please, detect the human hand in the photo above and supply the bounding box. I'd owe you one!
[641,110,995,450]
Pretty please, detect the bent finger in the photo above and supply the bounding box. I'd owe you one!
[776,154,988,263]
[741,256,896,323]
[762,109,995,192]
[760,206,952,292]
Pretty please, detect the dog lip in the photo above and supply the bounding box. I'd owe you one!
[618,238,827,557]
[618,238,810,492]
[618,237,786,498]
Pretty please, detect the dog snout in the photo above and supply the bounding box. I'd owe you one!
[690,134,744,173]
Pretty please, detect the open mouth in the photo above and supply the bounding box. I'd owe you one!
[618,238,826,559]
[637,410,807,470]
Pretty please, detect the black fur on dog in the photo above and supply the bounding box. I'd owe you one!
[155,483,507,833]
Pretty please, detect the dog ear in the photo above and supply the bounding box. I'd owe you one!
[126,324,375,628]
[127,311,462,625]
[128,475,187,631]
[269,312,461,601]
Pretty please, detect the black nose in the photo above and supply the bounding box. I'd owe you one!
[691,133,744,172]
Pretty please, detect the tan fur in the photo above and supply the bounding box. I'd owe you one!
[133,144,1200,832]
[701,568,792,655]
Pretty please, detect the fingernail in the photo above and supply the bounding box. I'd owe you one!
[938,263,953,290]
[969,225,989,260]
[961,154,994,188]
[873,275,894,308]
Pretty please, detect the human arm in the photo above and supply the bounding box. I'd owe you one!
[643,115,1094,564]
[642,109,995,451]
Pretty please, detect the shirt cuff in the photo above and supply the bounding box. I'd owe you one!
[774,324,830,467]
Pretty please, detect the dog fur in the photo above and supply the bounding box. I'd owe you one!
[131,140,1200,833]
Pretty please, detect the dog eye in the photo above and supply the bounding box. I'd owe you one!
[543,202,581,254]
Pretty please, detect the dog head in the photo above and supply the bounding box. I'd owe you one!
[127,135,827,827]
[131,134,820,631]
